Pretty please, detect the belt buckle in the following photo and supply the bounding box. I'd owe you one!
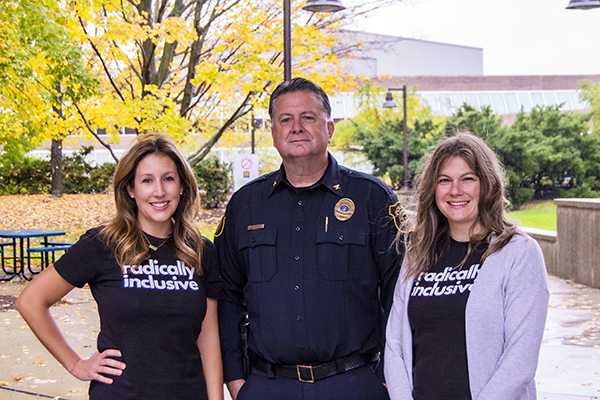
[296,364,315,383]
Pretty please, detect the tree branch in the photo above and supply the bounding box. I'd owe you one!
[78,17,126,102]
[73,102,120,163]
[187,90,254,166]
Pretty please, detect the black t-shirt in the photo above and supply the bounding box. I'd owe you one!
[54,227,221,400]
[407,238,488,400]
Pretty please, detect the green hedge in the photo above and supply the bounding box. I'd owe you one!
[0,158,51,194]
[0,146,115,195]
[557,186,600,198]
[62,146,116,194]
[508,187,535,209]
[193,157,231,209]
[0,147,233,206]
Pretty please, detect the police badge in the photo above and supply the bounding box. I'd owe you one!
[334,198,355,221]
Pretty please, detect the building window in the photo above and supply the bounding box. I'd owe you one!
[517,92,532,112]
[491,93,507,114]
[543,92,559,107]
[504,93,519,114]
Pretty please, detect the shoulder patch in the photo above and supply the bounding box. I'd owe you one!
[214,216,225,238]
[389,201,409,232]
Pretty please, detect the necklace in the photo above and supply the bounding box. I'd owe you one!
[143,233,169,251]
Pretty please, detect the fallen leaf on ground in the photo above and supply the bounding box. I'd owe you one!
[0,194,224,234]
[0,194,116,231]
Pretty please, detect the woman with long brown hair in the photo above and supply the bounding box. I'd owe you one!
[384,132,549,400]
[17,133,223,400]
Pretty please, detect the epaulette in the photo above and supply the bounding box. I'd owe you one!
[339,167,395,193]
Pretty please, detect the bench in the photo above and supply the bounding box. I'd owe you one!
[27,244,73,272]
[45,241,75,246]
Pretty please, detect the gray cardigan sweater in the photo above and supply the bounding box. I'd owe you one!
[384,233,549,400]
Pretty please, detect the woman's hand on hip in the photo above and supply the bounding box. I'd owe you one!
[70,349,126,384]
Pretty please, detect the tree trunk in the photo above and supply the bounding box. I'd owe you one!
[50,139,63,198]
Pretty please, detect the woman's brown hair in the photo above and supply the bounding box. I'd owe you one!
[400,131,519,279]
[100,133,203,273]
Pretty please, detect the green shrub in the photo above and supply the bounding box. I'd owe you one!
[88,162,116,193]
[0,157,51,194]
[193,157,231,209]
[0,146,115,195]
[557,186,600,198]
[508,187,535,209]
[63,146,116,194]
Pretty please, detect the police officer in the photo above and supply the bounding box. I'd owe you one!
[215,77,406,400]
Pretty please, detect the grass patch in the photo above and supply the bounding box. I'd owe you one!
[508,200,557,231]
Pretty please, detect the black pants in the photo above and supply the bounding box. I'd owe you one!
[236,363,390,400]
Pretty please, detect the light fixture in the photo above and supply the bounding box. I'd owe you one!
[382,90,399,108]
[566,0,600,9]
[303,0,346,13]
[284,0,345,82]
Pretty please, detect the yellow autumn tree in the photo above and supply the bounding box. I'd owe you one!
[1,0,401,195]
[0,0,100,196]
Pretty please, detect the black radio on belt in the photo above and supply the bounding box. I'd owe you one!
[240,315,251,378]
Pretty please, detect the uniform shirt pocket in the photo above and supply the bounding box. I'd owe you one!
[316,225,367,280]
[238,227,277,282]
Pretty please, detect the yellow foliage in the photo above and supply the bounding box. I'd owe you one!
[0,0,387,162]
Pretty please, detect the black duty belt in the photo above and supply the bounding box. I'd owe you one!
[252,352,380,383]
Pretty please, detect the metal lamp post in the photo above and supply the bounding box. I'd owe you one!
[283,0,345,82]
[382,84,409,190]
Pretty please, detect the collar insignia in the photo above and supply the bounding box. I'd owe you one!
[333,184,341,190]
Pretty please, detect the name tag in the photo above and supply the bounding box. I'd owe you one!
[247,224,265,231]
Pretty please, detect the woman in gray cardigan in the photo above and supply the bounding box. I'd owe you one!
[384,132,549,400]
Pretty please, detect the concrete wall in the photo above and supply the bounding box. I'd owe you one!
[554,199,600,289]
[509,200,600,290]
[521,227,558,277]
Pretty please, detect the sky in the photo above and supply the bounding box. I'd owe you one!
[351,0,600,76]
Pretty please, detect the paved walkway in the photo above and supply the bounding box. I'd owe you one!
[0,274,599,399]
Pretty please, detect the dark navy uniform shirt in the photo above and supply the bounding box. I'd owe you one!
[215,155,406,383]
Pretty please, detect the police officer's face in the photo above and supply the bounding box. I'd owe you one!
[271,91,334,162]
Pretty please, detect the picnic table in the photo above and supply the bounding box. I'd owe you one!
[0,229,70,281]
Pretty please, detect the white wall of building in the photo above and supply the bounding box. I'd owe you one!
[337,31,483,77]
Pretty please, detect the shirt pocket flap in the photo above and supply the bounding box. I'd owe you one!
[238,226,277,250]
[315,225,367,246]
[238,226,277,282]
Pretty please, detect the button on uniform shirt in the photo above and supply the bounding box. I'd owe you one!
[215,155,406,383]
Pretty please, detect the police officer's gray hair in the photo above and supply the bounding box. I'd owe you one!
[269,77,332,119]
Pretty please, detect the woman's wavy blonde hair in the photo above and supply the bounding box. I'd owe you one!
[400,131,519,279]
[100,133,203,274]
